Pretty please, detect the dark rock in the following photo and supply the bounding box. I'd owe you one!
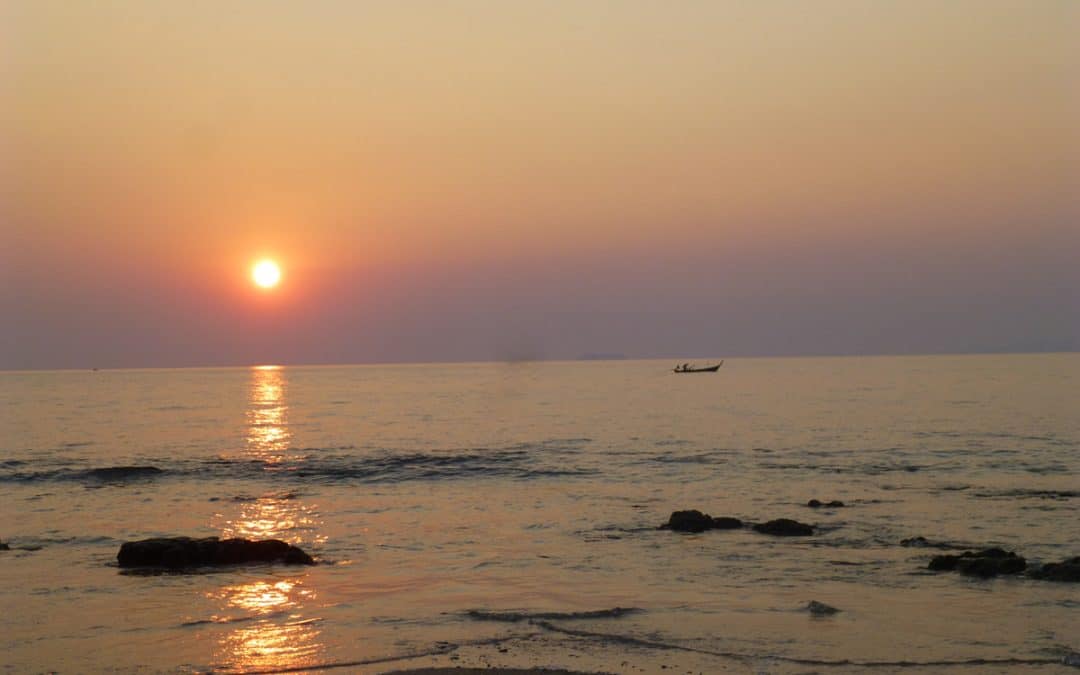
[0,540,9,551]
[827,500,845,508]
[753,518,815,536]
[958,555,1026,578]
[806,600,840,615]
[711,516,743,529]
[807,499,845,508]
[284,547,316,565]
[117,536,315,569]
[663,510,714,533]
[661,510,743,533]
[1028,557,1080,582]
[927,548,1026,577]
[928,554,960,571]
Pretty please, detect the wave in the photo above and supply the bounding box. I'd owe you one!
[533,621,1069,669]
[758,460,936,475]
[912,430,1075,448]
[180,612,319,628]
[83,466,164,481]
[287,450,595,483]
[213,491,301,503]
[0,443,597,486]
[645,449,736,465]
[1,534,120,551]
[180,614,262,627]
[0,465,166,483]
[465,607,641,623]
[973,488,1078,500]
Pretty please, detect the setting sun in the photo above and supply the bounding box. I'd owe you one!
[252,260,282,289]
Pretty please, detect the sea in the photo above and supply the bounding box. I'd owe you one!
[1,355,1077,674]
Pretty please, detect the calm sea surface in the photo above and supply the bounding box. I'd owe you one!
[1,355,1077,673]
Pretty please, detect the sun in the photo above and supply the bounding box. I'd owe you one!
[252,259,282,289]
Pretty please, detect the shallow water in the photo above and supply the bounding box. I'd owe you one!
[1,355,1077,673]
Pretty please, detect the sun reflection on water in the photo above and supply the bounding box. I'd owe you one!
[224,579,304,614]
[219,618,324,672]
[209,366,326,672]
[246,366,290,464]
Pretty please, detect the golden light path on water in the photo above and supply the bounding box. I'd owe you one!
[209,365,326,672]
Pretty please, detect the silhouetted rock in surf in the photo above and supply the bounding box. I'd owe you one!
[0,540,9,551]
[1028,557,1080,582]
[711,516,744,529]
[662,510,711,532]
[660,510,743,533]
[928,548,1026,578]
[806,600,840,615]
[753,518,815,536]
[662,512,817,536]
[117,537,314,569]
[807,499,845,508]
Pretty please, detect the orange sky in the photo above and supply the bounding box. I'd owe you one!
[2,1,1077,368]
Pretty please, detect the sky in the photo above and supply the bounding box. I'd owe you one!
[1,0,1078,369]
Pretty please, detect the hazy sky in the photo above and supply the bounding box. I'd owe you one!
[2,1,1077,369]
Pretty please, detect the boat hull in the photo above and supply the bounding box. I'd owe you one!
[673,363,722,373]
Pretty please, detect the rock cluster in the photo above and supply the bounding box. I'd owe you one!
[660,510,743,533]
[117,536,314,569]
[926,549,1080,582]
[927,548,1026,578]
[660,510,814,536]
[658,509,1076,584]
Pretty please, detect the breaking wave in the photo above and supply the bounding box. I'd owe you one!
[0,442,597,486]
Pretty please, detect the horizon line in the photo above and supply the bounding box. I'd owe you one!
[1,348,1076,374]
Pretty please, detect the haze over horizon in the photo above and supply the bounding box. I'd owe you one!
[2,1,1078,370]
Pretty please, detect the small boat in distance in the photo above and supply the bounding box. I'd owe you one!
[673,361,723,373]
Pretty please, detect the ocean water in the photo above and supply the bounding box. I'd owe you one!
[1,355,1077,674]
